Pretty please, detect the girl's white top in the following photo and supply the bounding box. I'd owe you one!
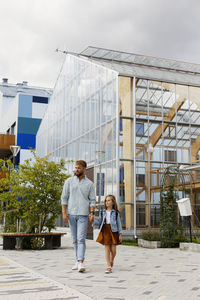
[105,211,111,224]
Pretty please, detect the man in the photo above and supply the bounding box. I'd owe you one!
[61,160,95,272]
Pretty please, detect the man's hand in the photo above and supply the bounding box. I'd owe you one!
[89,213,94,224]
[62,212,68,223]
[62,205,68,223]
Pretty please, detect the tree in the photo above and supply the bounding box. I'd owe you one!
[0,152,70,233]
[160,181,184,247]
[0,159,23,232]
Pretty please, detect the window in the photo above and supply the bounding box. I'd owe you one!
[136,174,145,185]
[136,123,144,136]
[168,125,176,138]
[191,138,196,144]
[11,122,16,135]
[164,150,177,162]
[120,166,124,184]
[195,150,200,162]
[196,170,200,181]
[32,96,48,104]
[136,147,144,160]
[120,119,123,132]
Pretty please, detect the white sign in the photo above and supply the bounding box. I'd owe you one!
[176,198,192,216]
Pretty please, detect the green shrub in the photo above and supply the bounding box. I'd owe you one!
[140,230,161,241]
[160,180,184,247]
[160,235,185,248]
[30,237,45,250]
[192,238,200,244]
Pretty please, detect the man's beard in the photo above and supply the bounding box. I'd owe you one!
[75,172,83,177]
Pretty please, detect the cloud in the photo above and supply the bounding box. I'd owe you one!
[0,0,200,88]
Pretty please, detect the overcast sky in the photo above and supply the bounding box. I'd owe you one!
[1,0,200,88]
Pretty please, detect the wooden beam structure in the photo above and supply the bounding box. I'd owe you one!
[151,181,200,193]
[119,76,134,229]
[141,82,186,226]
[148,99,185,148]
[120,78,200,228]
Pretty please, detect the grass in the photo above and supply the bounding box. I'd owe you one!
[122,240,138,246]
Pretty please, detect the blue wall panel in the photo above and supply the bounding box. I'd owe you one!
[17,133,36,150]
[18,117,42,134]
[18,95,32,117]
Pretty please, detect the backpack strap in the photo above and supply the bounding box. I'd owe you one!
[116,210,118,221]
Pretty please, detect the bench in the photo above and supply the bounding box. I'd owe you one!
[0,232,66,250]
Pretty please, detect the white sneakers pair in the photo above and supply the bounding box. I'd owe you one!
[72,261,85,272]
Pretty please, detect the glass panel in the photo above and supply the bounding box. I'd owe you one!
[36,54,118,198]
[133,80,200,227]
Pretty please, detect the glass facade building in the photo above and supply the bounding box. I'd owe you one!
[36,54,119,201]
[36,47,200,231]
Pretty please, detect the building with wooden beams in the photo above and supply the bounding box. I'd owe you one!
[36,47,200,233]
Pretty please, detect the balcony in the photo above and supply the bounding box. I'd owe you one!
[0,134,15,160]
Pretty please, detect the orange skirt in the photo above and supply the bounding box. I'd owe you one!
[96,224,121,245]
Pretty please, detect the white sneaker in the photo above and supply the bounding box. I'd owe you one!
[72,262,78,270]
[78,262,85,272]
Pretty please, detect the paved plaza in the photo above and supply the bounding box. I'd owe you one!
[0,230,200,300]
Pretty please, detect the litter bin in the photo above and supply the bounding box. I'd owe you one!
[176,198,192,216]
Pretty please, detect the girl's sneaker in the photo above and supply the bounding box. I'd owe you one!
[105,266,112,274]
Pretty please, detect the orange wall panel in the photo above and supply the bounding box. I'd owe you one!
[0,134,15,149]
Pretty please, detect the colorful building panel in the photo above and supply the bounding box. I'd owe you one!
[0,79,52,163]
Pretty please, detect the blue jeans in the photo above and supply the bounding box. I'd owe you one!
[68,215,88,261]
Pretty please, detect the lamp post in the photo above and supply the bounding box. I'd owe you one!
[9,145,21,237]
[10,145,21,169]
[147,143,154,228]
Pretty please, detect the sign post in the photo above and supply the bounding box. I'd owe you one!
[10,145,21,169]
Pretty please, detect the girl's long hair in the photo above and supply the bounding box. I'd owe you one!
[104,194,119,212]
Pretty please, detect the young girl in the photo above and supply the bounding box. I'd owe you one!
[95,194,122,273]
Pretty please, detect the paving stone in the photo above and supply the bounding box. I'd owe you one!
[192,287,200,291]
[1,231,200,299]
[0,254,92,299]
[143,291,152,295]
[104,298,125,300]
[178,279,186,282]
[108,286,126,289]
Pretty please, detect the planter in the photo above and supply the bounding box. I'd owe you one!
[0,232,66,250]
[180,242,200,252]
[138,238,161,249]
